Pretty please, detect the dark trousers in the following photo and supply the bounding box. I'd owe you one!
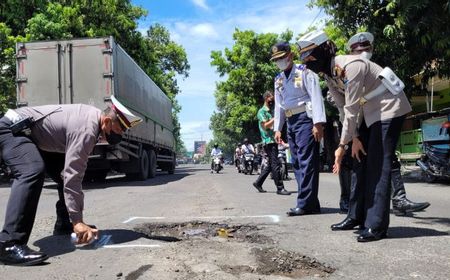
[349,116,404,230]
[338,142,352,211]
[287,112,320,212]
[0,117,45,244]
[254,143,284,189]
[391,156,406,201]
[39,151,70,226]
[341,149,407,212]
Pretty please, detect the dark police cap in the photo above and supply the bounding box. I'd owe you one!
[270,42,291,61]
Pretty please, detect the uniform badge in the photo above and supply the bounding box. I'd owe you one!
[294,69,302,88]
[334,65,345,79]
[275,76,284,92]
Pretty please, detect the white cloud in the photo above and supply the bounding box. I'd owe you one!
[180,121,213,150]
[191,0,209,10]
[191,23,218,39]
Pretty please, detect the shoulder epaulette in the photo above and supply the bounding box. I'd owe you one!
[275,73,282,80]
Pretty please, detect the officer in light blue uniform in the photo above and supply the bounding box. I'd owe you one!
[271,42,326,216]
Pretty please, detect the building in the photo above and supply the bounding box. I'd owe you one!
[194,141,207,155]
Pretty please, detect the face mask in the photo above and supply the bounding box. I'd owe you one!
[267,101,274,109]
[360,51,372,60]
[305,60,323,74]
[275,57,291,71]
[105,131,122,145]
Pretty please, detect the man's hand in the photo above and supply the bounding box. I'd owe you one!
[275,131,282,144]
[351,137,366,162]
[73,222,99,244]
[312,123,323,142]
[333,146,345,174]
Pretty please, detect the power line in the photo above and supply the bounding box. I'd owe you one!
[307,7,323,30]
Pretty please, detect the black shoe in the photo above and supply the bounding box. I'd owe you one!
[392,198,430,216]
[252,182,267,193]
[357,228,387,242]
[0,242,48,266]
[331,217,361,231]
[286,207,320,216]
[276,187,291,195]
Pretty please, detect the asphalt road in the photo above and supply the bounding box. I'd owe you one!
[0,164,449,279]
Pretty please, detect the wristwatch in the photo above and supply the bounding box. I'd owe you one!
[338,143,349,150]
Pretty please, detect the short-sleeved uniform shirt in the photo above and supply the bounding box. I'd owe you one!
[257,105,275,145]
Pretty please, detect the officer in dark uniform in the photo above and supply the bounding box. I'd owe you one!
[271,42,327,216]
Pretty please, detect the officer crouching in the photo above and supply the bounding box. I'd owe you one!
[0,96,141,265]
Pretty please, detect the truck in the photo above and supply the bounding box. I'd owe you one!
[15,37,176,181]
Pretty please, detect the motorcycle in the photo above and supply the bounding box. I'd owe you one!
[416,115,450,183]
[277,144,289,180]
[242,153,254,175]
[212,155,223,173]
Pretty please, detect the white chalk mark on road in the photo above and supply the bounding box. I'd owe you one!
[123,215,280,224]
[103,244,162,249]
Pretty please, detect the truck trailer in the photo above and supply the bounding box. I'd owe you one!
[15,37,176,181]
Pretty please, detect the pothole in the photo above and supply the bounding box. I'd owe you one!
[133,221,335,278]
[134,221,273,244]
[221,247,335,278]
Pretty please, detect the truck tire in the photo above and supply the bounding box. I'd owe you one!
[126,149,149,181]
[168,155,175,175]
[148,150,157,178]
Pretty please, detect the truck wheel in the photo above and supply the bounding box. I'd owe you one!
[168,155,175,175]
[148,150,157,178]
[136,149,150,181]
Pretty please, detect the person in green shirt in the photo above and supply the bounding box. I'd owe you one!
[252,91,291,195]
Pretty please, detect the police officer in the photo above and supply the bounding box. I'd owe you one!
[0,96,141,265]
[271,42,326,216]
[298,30,411,241]
[252,90,291,195]
[347,32,430,216]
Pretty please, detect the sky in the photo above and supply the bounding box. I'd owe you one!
[132,0,326,151]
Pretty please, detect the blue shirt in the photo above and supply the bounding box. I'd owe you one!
[274,64,326,131]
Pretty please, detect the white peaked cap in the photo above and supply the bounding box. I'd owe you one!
[347,32,374,51]
[110,95,142,130]
[296,30,328,54]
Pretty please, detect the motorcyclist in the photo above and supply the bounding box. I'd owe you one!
[210,143,223,173]
[234,143,242,170]
[241,138,255,154]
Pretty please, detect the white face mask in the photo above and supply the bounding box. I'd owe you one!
[360,51,372,60]
[275,56,291,70]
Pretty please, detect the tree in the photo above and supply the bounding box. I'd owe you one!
[0,1,190,152]
[210,29,292,152]
[309,0,450,95]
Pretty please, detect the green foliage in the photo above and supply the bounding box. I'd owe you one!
[310,0,450,96]
[0,0,189,153]
[210,29,292,152]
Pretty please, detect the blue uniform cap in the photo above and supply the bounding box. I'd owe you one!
[270,42,291,61]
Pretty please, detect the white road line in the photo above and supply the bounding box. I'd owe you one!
[103,244,162,249]
[123,215,280,224]
[122,216,166,223]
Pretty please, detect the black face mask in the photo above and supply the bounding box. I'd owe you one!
[106,131,122,145]
[268,101,274,109]
[305,60,323,74]
[305,43,334,76]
